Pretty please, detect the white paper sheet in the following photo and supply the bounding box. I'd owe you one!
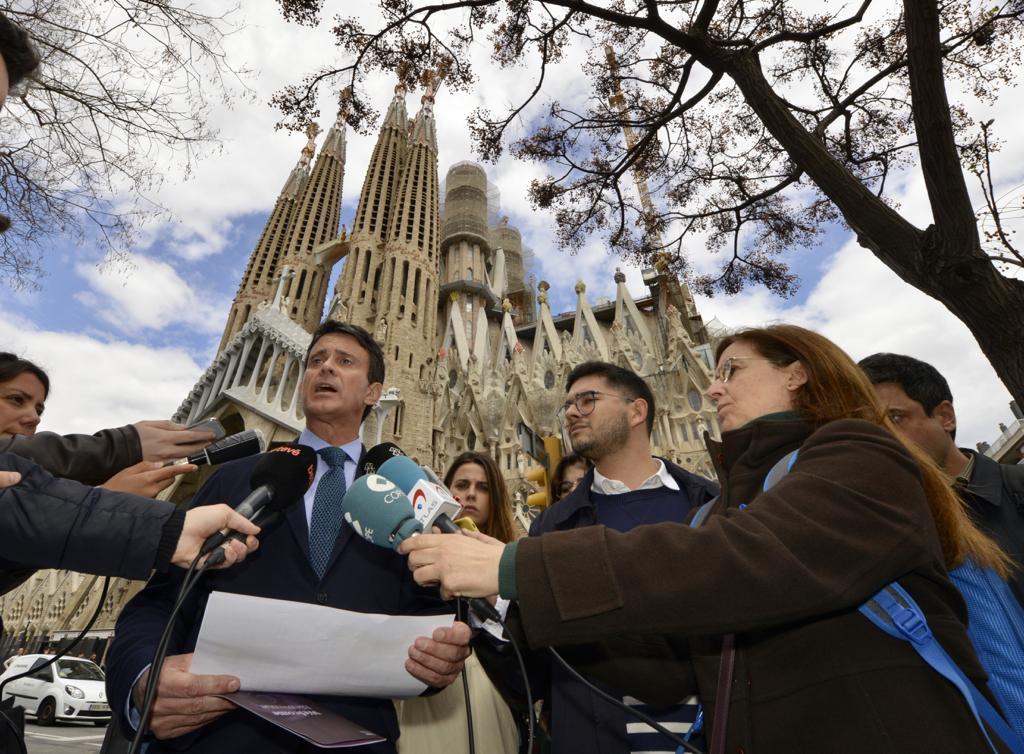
[191,592,453,698]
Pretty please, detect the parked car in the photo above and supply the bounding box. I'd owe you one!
[0,654,109,726]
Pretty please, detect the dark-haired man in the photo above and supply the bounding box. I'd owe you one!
[476,361,719,754]
[859,352,1024,605]
[107,321,469,753]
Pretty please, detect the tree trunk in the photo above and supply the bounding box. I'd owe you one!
[704,36,1024,410]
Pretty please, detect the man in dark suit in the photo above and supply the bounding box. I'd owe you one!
[105,321,469,753]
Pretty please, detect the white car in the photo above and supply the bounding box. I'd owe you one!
[0,654,109,726]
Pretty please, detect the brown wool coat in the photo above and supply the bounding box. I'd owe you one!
[513,418,1009,753]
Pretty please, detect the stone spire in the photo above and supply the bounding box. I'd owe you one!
[409,73,439,153]
[332,78,443,461]
[331,81,411,328]
[275,114,347,333]
[217,133,313,352]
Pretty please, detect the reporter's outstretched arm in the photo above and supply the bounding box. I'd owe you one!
[1,424,145,485]
[0,452,258,579]
[103,460,196,498]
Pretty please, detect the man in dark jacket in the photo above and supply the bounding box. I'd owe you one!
[475,361,718,754]
[106,321,469,754]
[860,352,1024,605]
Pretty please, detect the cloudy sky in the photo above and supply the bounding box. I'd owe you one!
[2,0,1022,449]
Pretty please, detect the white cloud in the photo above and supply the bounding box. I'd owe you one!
[0,311,206,434]
[74,256,228,335]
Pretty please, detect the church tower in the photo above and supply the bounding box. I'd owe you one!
[331,85,410,327]
[217,130,315,352]
[278,103,348,333]
[330,80,441,459]
[439,162,495,360]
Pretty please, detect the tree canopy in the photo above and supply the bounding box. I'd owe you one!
[274,0,1024,405]
[0,1,247,288]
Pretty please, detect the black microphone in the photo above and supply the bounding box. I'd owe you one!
[169,429,266,467]
[361,441,408,476]
[200,443,317,559]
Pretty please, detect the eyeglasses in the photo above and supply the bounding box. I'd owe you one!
[713,357,774,383]
[557,390,635,421]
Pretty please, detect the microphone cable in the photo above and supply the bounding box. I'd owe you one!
[547,647,705,754]
[0,576,111,754]
[126,550,211,754]
[456,600,476,754]
[467,603,535,754]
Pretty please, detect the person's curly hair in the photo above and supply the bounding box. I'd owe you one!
[0,12,41,89]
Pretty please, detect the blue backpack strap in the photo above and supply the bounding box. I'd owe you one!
[690,449,799,530]
[860,583,1024,753]
[689,499,716,529]
[763,449,799,492]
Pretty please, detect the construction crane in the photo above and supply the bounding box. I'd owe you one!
[604,45,706,343]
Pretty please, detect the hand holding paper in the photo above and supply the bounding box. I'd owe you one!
[191,593,456,697]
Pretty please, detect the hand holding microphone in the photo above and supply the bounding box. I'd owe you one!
[341,458,502,620]
[174,505,261,569]
[165,429,266,468]
[200,442,317,566]
[399,528,505,602]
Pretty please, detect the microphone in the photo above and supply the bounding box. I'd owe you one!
[341,474,423,548]
[360,441,408,476]
[170,429,266,467]
[377,456,463,532]
[200,443,317,560]
[373,456,500,622]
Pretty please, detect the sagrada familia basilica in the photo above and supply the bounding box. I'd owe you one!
[0,81,724,650]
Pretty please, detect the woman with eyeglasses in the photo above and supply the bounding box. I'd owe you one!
[401,324,1017,753]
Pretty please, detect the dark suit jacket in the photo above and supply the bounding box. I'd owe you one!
[105,450,451,754]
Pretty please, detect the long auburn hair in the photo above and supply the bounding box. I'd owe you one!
[716,324,1009,577]
[443,451,517,544]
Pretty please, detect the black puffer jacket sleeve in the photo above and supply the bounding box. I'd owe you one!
[0,452,184,595]
[0,425,142,486]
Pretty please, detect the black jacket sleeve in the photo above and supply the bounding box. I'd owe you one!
[0,425,143,486]
[0,451,184,595]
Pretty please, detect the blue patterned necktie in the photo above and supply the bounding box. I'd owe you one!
[308,446,349,579]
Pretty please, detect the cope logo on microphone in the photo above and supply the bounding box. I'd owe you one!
[271,446,302,457]
[366,474,397,493]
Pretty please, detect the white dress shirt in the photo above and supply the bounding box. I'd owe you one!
[592,458,680,494]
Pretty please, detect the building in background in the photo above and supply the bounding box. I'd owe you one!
[0,82,721,649]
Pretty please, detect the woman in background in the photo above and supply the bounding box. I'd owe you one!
[548,452,590,504]
[395,451,520,754]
